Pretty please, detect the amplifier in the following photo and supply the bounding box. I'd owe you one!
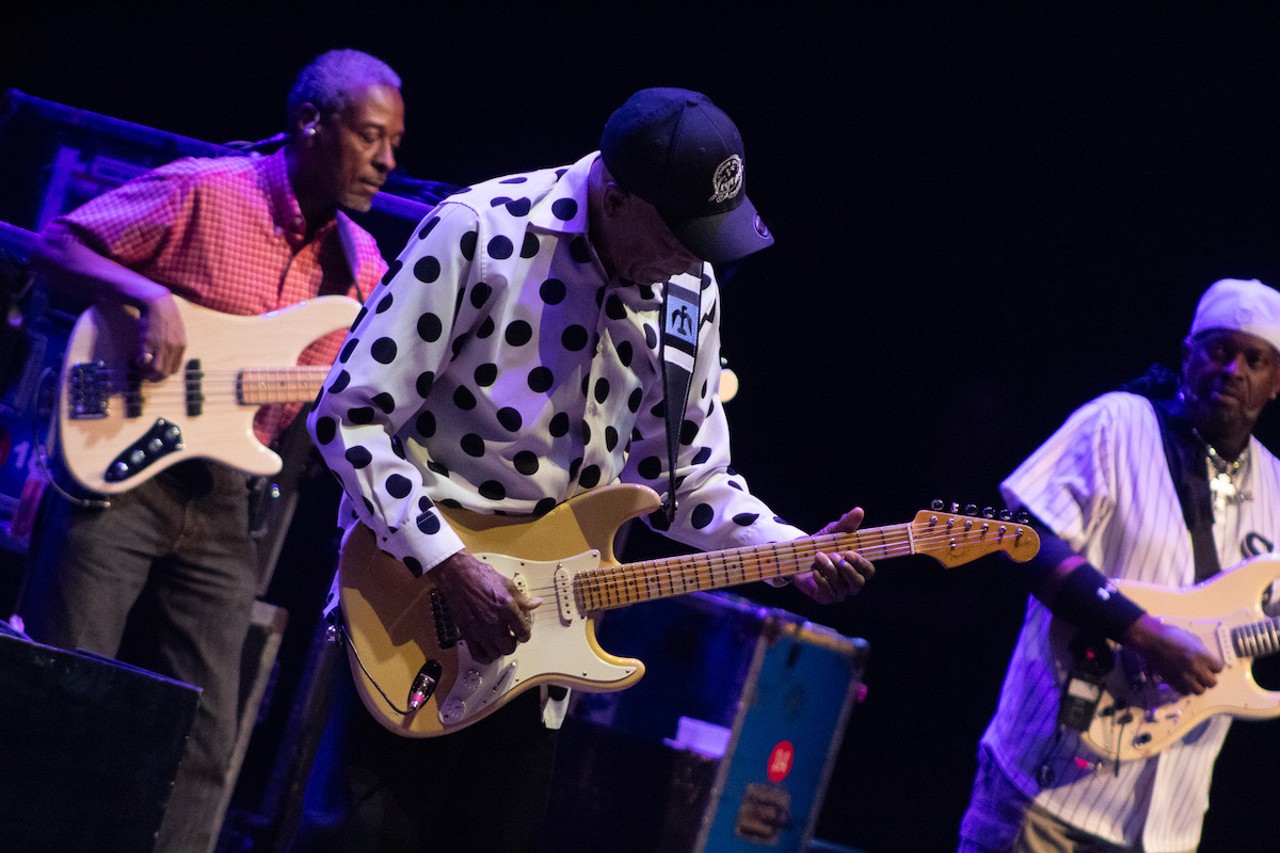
[0,632,201,852]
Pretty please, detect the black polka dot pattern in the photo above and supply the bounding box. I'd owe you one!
[313,416,336,444]
[505,320,532,346]
[453,387,477,410]
[528,367,553,393]
[386,474,413,499]
[541,279,566,304]
[690,504,715,530]
[308,154,803,581]
[414,256,441,283]
[418,313,443,342]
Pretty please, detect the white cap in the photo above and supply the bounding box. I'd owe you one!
[1190,278,1280,354]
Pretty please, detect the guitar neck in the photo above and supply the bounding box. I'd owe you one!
[238,366,332,405]
[577,524,914,612]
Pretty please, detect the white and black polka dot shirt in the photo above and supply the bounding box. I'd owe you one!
[308,152,803,577]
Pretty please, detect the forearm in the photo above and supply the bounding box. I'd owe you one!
[1024,521,1145,643]
[34,227,170,311]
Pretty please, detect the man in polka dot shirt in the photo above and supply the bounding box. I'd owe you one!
[305,88,874,851]
[21,50,404,853]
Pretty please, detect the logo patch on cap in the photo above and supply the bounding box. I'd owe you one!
[708,155,744,204]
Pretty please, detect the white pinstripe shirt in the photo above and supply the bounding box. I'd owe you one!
[982,391,1280,851]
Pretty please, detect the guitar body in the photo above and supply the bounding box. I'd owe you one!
[1052,556,1280,761]
[58,295,359,493]
[337,483,662,738]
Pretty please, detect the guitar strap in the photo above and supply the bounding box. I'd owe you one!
[1150,397,1221,581]
[331,215,366,301]
[659,274,702,523]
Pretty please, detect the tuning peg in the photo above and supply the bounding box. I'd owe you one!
[931,499,944,511]
[965,504,978,516]
[998,509,1013,521]
[1015,511,1031,524]
[982,507,995,518]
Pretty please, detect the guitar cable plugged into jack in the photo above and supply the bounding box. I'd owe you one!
[327,613,441,717]
[327,615,417,717]
[407,660,443,710]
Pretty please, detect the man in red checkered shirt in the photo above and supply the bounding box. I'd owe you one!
[20,49,404,852]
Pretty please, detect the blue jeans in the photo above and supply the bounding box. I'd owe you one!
[22,460,259,853]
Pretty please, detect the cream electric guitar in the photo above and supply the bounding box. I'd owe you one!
[1052,555,1280,762]
[337,484,1041,738]
[58,294,359,493]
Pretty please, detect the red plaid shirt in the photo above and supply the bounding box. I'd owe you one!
[46,148,387,442]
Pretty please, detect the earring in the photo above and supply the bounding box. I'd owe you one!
[305,126,317,137]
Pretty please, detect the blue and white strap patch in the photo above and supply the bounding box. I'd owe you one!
[663,281,700,369]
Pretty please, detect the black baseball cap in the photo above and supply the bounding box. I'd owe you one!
[600,88,774,264]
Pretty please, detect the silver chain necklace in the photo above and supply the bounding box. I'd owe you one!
[1201,437,1253,512]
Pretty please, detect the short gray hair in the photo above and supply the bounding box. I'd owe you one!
[287,49,400,124]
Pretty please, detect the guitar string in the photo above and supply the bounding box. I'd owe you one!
[459,523,1018,599]
[474,526,1028,624]
[69,367,329,405]
[491,535,966,629]
[74,366,328,378]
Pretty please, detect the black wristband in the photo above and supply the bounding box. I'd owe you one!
[1051,563,1146,643]
[1018,520,1079,591]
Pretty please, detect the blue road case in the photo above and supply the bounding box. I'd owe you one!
[547,591,869,853]
[699,614,868,851]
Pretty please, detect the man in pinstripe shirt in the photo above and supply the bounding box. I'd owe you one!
[959,278,1280,852]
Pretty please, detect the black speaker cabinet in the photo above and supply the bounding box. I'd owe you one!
[0,632,200,852]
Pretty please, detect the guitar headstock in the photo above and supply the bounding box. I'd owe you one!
[909,501,1040,568]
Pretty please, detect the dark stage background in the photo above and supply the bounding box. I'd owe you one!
[5,4,1280,852]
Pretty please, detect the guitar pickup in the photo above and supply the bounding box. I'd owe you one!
[185,358,204,417]
[67,361,110,419]
[430,588,462,649]
[554,565,574,625]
